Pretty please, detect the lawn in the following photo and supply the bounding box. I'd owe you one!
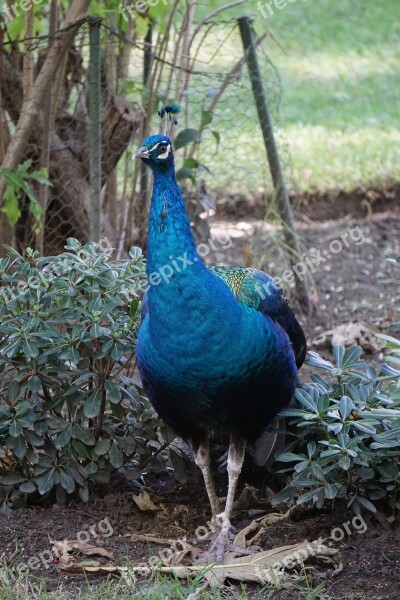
[190,0,400,194]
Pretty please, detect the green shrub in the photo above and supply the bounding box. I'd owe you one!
[0,240,163,511]
[273,344,400,519]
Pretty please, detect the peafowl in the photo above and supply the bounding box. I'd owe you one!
[135,106,306,563]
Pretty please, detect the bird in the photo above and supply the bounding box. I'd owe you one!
[135,106,306,563]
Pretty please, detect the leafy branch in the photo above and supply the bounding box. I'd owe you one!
[0,160,51,232]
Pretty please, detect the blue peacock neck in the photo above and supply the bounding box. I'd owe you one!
[144,159,243,341]
[146,165,207,305]
[146,167,200,275]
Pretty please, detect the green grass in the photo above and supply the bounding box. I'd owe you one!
[190,0,400,194]
[0,564,337,600]
[264,0,400,192]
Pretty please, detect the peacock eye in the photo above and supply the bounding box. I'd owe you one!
[158,144,167,153]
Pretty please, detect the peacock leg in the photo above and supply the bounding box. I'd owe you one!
[192,435,221,520]
[214,433,246,563]
[195,434,254,564]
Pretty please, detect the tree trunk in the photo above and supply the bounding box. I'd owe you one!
[0,7,140,255]
[0,0,91,203]
[0,16,14,249]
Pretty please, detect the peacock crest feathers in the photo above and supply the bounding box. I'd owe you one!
[158,104,182,137]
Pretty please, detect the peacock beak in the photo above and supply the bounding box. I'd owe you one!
[134,146,150,159]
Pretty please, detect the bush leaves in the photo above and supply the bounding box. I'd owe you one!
[0,241,163,508]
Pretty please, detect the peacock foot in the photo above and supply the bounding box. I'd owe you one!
[195,513,255,565]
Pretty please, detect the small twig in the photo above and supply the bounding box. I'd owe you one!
[188,0,247,53]
[139,440,172,471]
[95,381,106,440]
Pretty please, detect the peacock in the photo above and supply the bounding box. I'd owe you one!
[135,106,306,563]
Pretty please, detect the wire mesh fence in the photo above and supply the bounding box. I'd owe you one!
[0,11,296,260]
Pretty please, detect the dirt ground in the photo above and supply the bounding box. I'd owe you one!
[1,190,400,598]
[1,482,399,599]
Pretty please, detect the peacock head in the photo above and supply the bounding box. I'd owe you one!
[135,134,175,172]
[135,105,181,173]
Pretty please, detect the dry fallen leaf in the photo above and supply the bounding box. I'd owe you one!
[52,540,114,560]
[312,321,385,353]
[52,539,119,576]
[232,519,264,551]
[132,489,162,511]
[169,543,202,566]
[205,541,339,587]
[154,540,339,587]
[233,506,299,550]
[232,485,270,515]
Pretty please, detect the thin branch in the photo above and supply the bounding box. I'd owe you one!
[22,2,34,100]
[163,0,182,100]
[188,32,268,160]
[177,0,196,99]
[188,0,246,53]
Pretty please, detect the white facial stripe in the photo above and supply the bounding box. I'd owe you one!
[148,140,169,153]
[157,144,171,160]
